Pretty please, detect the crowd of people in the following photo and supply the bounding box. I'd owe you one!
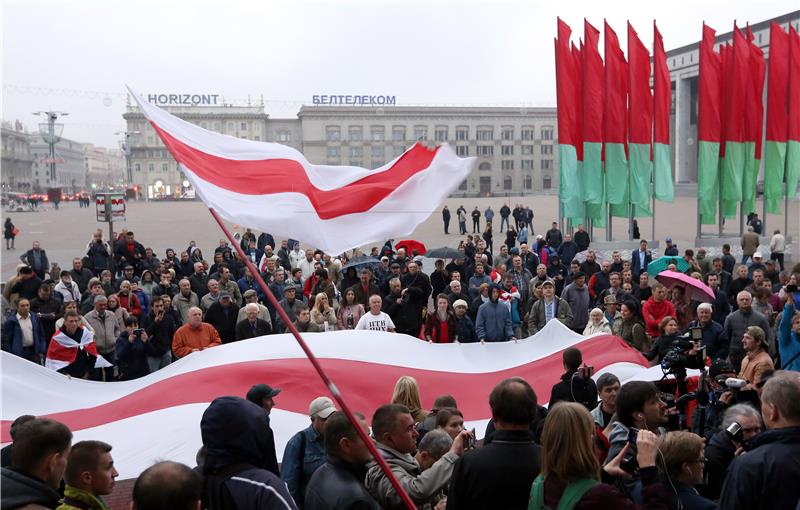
[2,207,800,509]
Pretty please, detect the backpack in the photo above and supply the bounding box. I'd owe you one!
[528,475,599,510]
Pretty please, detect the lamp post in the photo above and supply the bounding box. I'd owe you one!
[33,111,68,182]
[114,130,140,185]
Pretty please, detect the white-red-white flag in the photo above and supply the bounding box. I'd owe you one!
[128,88,475,255]
[45,328,112,372]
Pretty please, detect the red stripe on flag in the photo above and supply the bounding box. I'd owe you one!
[766,23,789,143]
[628,22,652,145]
[583,20,604,144]
[723,25,750,144]
[1,334,647,441]
[149,123,439,219]
[653,22,670,145]
[789,27,800,143]
[604,21,628,145]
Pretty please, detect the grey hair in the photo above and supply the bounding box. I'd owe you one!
[417,428,453,461]
[762,371,800,421]
[93,295,108,304]
[245,303,259,313]
[389,277,401,286]
[696,303,713,313]
[721,403,762,430]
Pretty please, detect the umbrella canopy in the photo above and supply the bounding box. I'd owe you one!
[647,256,689,275]
[342,255,381,271]
[573,250,606,264]
[426,246,463,259]
[656,270,715,302]
[395,239,427,256]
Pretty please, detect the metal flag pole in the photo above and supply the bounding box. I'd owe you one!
[651,185,656,243]
[207,208,418,510]
[607,203,613,241]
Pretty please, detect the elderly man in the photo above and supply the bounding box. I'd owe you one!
[205,292,239,343]
[687,303,728,361]
[200,279,221,313]
[237,289,271,323]
[172,278,199,323]
[84,295,120,369]
[188,262,209,298]
[235,303,272,340]
[172,307,221,358]
[724,291,771,371]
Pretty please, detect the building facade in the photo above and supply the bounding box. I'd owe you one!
[29,136,85,193]
[1,122,33,192]
[84,144,126,190]
[667,11,800,188]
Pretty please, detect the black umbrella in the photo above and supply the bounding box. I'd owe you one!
[342,255,381,271]
[426,246,463,259]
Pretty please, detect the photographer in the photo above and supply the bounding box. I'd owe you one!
[645,317,703,371]
[115,316,150,380]
[691,360,738,439]
[656,431,715,510]
[549,347,598,412]
[702,404,762,501]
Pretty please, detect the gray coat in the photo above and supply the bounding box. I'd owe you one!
[85,309,121,354]
[561,283,590,330]
[723,308,771,356]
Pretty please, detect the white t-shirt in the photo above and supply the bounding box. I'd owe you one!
[355,311,395,332]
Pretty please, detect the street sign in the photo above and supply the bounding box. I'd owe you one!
[96,194,126,222]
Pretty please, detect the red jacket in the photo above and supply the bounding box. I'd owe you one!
[642,298,676,338]
[118,292,142,318]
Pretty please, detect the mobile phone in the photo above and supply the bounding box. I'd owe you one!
[578,364,595,380]
[467,428,476,449]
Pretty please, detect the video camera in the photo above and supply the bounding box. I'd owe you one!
[660,326,704,376]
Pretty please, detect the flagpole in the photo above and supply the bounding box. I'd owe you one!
[207,207,418,510]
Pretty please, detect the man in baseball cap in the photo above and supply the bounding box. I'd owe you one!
[246,384,281,415]
[281,396,337,506]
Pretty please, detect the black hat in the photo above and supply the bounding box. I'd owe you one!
[709,359,736,379]
[246,384,281,405]
[573,271,586,279]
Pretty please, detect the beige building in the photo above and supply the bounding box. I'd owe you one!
[84,144,126,190]
[29,136,85,192]
[1,121,33,192]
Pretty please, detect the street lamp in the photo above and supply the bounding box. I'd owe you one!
[115,130,140,185]
[33,111,68,182]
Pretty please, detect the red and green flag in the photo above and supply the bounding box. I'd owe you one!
[720,24,750,216]
[653,21,674,202]
[764,22,789,213]
[787,26,800,199]
[697,24,722,224]
[742,27,765,216]
[604,21,629,218]
[582,19,606,225]
[627,22,652,216]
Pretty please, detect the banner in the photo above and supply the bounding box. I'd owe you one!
[628,22,653,216]
[653,21,674,202]
[697,24,723,224]
[604,21,629,218]
[764,22,789,214]
[582,20,606,225]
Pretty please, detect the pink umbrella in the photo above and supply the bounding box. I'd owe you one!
[656,270,715,302]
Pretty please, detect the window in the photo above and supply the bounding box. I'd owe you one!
[541,159,553,170]
[458,179,468,190]
[161,163,169,172]
[326,126,341,141]
[349,126,363,141]
[148,163,155,173]
[371,126,385,141]
[228,122,235,131]
[241,122,248,130]
[414,125,428,140]
[435,126,448,142]
[477,145,494,157]
[524,175,533,190]
[477,127,493,141]
[456,145,469,157]
[541,144,553,155]
[522,145,534,155]
[371,145,385,158]
[541,126,554,140]
[479,162,492,171]
[503,176,513,190]
[392,126,406,141]
[393,145,405,157]
[350,146,363,158]
[134,163,141,172]
[521,126,535,140]
[277,130,291,142]
[543,175,552,189]
[456,126,469,140]
[501,160,514,170]
[501,126,514,140]
[501,145,514,156]
[327,146,340,157]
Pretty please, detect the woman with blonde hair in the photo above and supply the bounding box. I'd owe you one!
[310,292,337,331]
[106,293,130,330]
[391,375,428,423]
[529,402,666,509]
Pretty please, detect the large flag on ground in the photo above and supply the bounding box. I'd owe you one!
[45,328,112,372]
[604,21,630,218]
[697,24,723,224]
[2,322,649,479]
[128,90,475,256]
[720,24,750,214]
[628,22,653,216]
[555,19,584,223]
[653,21,675,202]
[764,22,789,214]
[583,20,606,224]
[788,27,800,199]
[742,26,766,216]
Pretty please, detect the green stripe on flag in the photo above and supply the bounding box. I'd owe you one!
[605,143,628,205]
[742,141,758,216]
[653,143,674,202]
[585,202,606,227]
[787,140,800,201]
[582,142,604,204]
[721,141,745,202]
[764,140,787,214]
[629,143,652,209]
[558,145,584,220]
[697,141,720,224]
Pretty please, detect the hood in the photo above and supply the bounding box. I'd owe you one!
[364,443,418,488]
[0,467,61,509]
[201,396,273,473]
[489,283,504,303]
[607,421,631,446]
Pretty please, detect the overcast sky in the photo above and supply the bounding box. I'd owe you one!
[2,0,796,148]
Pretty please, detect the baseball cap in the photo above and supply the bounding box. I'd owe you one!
[665,237,672,243]
[603,295,617,304]
[709,359,736,379]
[453,299,468,308]
[243,289,258,298]
[541,279,555,287]
[573,271,585,280]
[283,283,297,292]
[309,396,337,419]
[753,252,762,259]
[246,384,281,405]
[219,291,232,300]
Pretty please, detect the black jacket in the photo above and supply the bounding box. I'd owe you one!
[700,429,735,501]
[304,458,380,510]
[549,371,598,411]
[204,302,240,343]
[115,331,151,381]
[718,426,800,510]
[447,429,542,510]
[141,311,177,357]
[235,318,272,341]
[189,272,210,298]
[0,467,61,509]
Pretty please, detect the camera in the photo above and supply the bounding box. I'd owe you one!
[725,422,743,443]
[577,364,595,380]
[620,427,640,474]
[132,328,144,338]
